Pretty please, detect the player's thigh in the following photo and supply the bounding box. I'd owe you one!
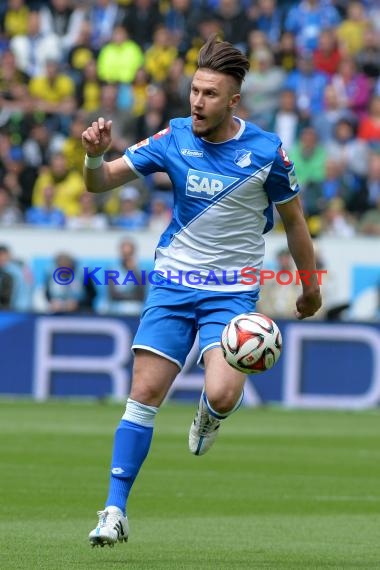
[197,288,259,366]
[132,283,197,369]
[130,283,198,405]
[130,349,181,406]
[203,347,246,411]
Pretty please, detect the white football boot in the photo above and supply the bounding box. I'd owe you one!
[89,506,129,547]
[189,393,221,456]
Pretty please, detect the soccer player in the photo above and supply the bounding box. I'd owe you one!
[82,35,322,547]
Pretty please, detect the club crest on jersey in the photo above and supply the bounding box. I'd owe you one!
[234,149,252,168]
[186,169,239,199]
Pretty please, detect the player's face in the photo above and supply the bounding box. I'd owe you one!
[190,69,240,141]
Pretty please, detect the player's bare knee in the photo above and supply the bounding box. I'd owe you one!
[206,389,240,415]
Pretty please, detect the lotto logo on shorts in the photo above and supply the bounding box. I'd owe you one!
[185,169,239,199]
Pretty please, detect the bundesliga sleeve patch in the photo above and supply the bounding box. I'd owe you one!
[128,138,150,153]
[153,127,170,139]
[278,147,292,167]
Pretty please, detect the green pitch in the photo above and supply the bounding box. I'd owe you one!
[1,400,380,569]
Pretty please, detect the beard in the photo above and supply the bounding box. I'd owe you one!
[192,123,215,138]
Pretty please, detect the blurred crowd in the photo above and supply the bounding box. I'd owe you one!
[0,0,379,236]
[0,0,380,318]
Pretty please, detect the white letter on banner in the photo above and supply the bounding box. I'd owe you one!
[33,317,131,401]
[283,324,380,409]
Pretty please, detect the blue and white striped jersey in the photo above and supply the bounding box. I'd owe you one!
[124,116,300,291]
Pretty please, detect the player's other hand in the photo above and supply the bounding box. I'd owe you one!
[82,117,112,157]
[295,289,322,320]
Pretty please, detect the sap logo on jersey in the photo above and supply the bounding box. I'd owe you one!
[186,169,239,199]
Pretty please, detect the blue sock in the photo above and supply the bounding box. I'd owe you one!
[105,399,158,515]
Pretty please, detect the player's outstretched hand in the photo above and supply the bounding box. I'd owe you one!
[82,117,112,157]
[295,289,322,320]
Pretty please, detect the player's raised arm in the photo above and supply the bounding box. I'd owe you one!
[81,117,138,193]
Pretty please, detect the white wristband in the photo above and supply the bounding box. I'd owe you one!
[85,154,104,169]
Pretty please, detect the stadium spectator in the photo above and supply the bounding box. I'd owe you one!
[326,116,369,180]
[86,0,123,51]
[22,119,65,169]
[74,57,102,113]
[368,1,380,34]
[87,83,135,153]
[163,0,202,56]
[313,28,342,77]
[3,0,30,39]
[284,52,329,121]
[61,112,87,173]
[107,238,146,316]
[248,0,284,48]
[0,263,13,309]
[312,84,355,144]
[0,48,30,113]
[320,197,356,237]
[9,10,61,77]
[121,0,163,51]
[183,16,221,76]
[39,0,85,57]
[148,194,172,233]
[355,24,380,81]
[0,244,33,310]
[161,57,191,119]
[321,158,351,204]
[271,88,303,150]
[357,195,380,235]
[97,25,144,84]
[144,25,178,84]
[134,84,169,141]
[28,58,76,132]
[1,143,37,213]
[66,20,98,84]
[45,252,96,313]
[331,57,372,119]
[25,184,66,227]
[273,31,298,73]
[66,191,108,230]
[284,0,341,53]
[289,126,327,215]
[31,151,85,217]
[357,94,380,144]
[111,185,149,230]
[0,184,22,225]
[213,0,251,52]
[240,46,286,129]
[246,29,271,71]
[336,0,369,56]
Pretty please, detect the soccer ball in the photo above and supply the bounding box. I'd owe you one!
[221,312,282,374]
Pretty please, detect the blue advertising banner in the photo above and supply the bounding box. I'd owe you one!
[0,313,379,409]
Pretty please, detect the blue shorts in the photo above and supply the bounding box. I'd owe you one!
[132,280,259,369]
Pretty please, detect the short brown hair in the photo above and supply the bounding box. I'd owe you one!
[197,34,250,88]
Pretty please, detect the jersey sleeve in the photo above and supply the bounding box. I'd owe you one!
[264,145,300,204]
[123,126,172,176]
